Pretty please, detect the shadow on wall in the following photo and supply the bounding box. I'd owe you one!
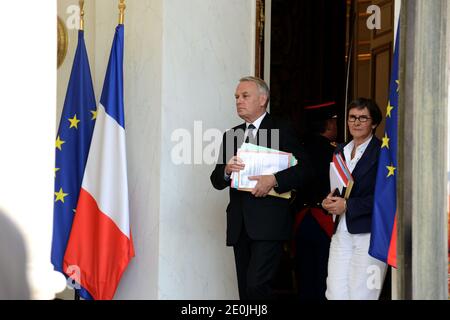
[0,210,30,300]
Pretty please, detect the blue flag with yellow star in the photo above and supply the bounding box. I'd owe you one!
[51,30,96,298]
[368,27,399,268]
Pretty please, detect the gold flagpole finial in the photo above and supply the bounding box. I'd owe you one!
[79,0,85,30]
[119,0,126,25]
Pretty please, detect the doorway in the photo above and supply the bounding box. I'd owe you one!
[256,0,395,140]
[257,0,394,299]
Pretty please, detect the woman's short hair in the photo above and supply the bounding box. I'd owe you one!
[348,98,382,128]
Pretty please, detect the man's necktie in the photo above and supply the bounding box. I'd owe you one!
[245,124,256,143]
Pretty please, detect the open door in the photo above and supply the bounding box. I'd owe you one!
[256,0,347,298]
[254,0,394,299]
[347,0,395,138]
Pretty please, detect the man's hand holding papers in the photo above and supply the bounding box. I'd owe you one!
[230,143,297,199]
[225,156,245,175]
[248,175,277,197]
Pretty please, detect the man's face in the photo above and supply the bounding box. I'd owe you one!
[234,81,267,123]
[325,118,338,141]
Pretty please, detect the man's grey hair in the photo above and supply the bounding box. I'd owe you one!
[239,76,270,103]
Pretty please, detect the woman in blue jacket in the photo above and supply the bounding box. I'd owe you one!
[322,98,387,300]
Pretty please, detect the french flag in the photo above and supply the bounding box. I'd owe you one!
[64,24,134,300]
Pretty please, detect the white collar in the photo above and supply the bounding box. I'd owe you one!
[246,112,267,130]
[354,135,373,152]
[344,135,373,161]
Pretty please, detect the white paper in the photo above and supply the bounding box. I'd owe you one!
[237,151,290,188]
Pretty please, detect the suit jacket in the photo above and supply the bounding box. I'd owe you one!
[210,113,313,245]
[335,136,381,234]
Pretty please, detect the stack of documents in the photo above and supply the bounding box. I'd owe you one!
[329,153,353,199]
[230,143,297,199]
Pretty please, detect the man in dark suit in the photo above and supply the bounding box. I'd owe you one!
[292,102,337,300]
[210,76,312,300]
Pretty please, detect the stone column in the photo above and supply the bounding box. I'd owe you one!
[399,0,449,300]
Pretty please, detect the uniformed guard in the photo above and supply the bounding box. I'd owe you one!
[292,101,338,300]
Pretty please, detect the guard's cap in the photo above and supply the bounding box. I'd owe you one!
[304,101,338,121]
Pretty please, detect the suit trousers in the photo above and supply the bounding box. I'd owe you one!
[233,226,283,300]
[326,215,388,300]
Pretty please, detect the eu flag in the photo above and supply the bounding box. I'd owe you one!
[50,30,96,298]
[369,27,399,268]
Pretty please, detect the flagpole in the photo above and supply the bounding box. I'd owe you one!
[119,0,126,25]
[79,0,85,31]
[74,0,85,302]
[344,0,356,142]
